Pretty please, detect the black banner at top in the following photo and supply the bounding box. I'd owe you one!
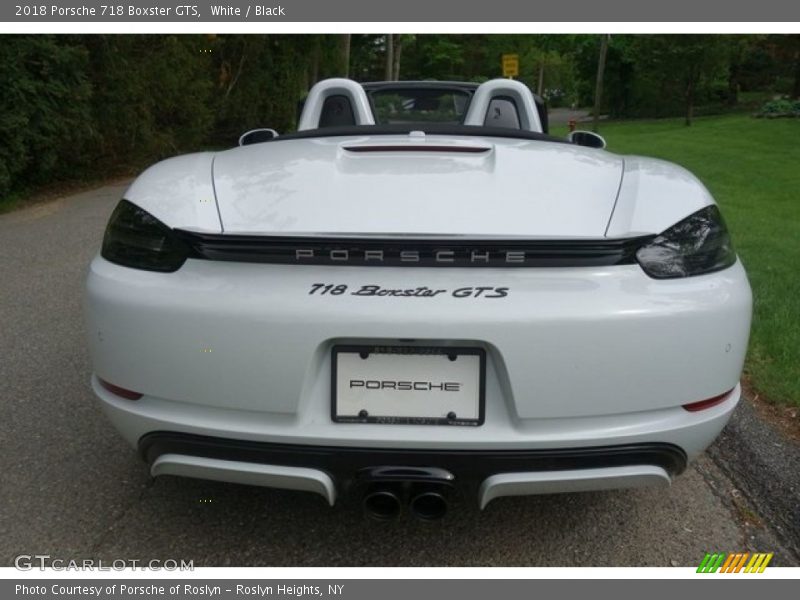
[3,0,800,22]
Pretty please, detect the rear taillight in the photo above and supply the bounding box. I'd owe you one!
[636,205,736,279]
[101,199,189,272]
[98,378,143,400]
[682,389,733,412]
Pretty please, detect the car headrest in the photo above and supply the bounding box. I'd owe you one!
[298,79,375,131]
[464,79,543,133]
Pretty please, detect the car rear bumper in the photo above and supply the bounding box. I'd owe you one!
[94,374,740,505]
[86,255,750,502]
[139,431,685,508]
[93,373,741,457]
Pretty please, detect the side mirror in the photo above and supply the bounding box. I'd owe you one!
[238,128,279,146]
[567,130,606,149]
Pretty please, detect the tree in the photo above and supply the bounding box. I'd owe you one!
[795,51,800,99]
[392,35,404,81]
[398,35,465,81]
[724,35,759,107]
[593,34,610,131]
[385,34,394,81]
[631,35,730,126]
[769,34,800,98]
[341,34,351,78]
[0,36,92,196]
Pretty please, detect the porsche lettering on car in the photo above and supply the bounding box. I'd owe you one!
[85,78,752,520]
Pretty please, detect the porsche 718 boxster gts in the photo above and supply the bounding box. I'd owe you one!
[85,78,752,520]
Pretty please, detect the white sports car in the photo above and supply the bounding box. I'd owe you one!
[85,78,752,520]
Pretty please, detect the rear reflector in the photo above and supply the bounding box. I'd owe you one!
[682,389,734,412]
[98,377,143,400]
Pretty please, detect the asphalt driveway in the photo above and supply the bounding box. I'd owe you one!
[0,183,795,567]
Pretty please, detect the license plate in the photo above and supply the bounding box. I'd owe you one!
[332,345,485,426]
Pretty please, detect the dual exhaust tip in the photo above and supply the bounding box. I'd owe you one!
[362,484,449,521]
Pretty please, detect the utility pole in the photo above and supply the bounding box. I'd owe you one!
[593,34,610,133]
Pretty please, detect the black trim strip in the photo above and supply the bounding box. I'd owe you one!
[361,81,482,92]
[343,145,490,153]
[175,231,654,268]
[139,432,687,492]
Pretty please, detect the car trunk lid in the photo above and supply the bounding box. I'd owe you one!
[211,135,624,238]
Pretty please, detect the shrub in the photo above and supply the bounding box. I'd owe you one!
[0,36,92,197]
[755,99,800,118]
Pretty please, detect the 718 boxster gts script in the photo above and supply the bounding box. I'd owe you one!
[85,78,752,520]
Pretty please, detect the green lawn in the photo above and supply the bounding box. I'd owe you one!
[556,114,800,407]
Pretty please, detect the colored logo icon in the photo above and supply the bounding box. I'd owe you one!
[697,552,773,573]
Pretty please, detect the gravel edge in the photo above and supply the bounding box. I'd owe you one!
[707,398,800,559]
